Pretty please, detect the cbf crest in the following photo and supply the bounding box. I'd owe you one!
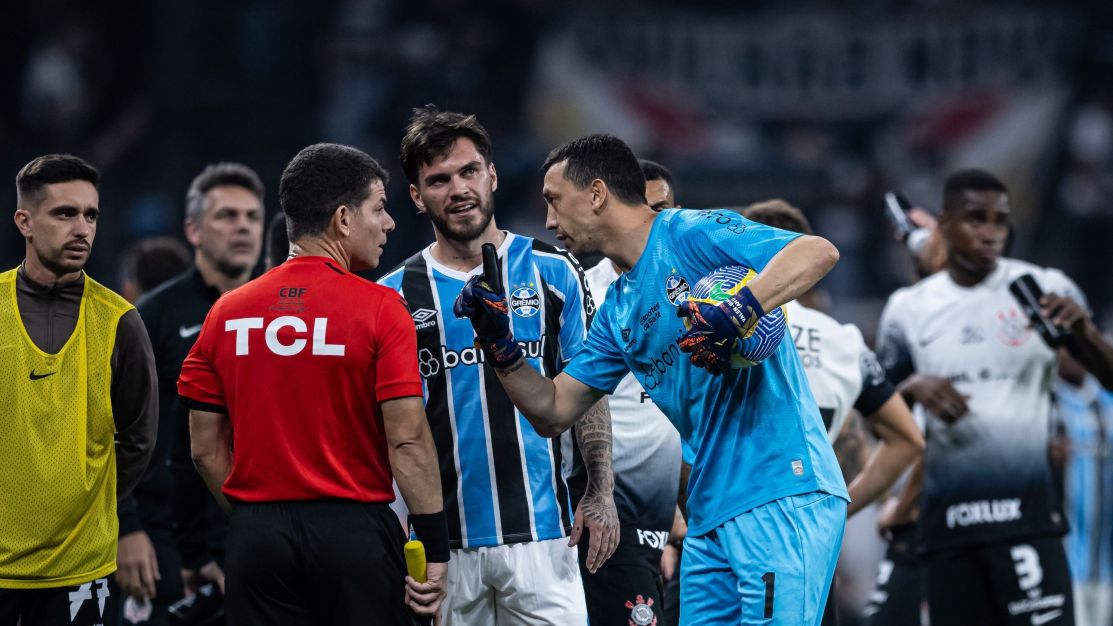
[664,270,690,306]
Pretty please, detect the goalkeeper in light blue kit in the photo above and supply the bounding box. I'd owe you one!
[455,134,848,625]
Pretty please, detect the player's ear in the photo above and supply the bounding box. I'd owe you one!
[590,178,607,214]
[409,184,425,214]
[183,217,201,247]
[333,204,352,237]
[488,161,498,193]
[13,207,33,238]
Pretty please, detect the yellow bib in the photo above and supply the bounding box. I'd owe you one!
[0,268,132,588]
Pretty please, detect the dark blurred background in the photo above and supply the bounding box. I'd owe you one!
[4,0,1113,335]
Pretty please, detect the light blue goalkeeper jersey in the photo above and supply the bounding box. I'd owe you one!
[563,208,848,536]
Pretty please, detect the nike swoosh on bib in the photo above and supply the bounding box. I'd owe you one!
[29,370,56,381]
[1030,610,1062,626]
[179,324,203,338]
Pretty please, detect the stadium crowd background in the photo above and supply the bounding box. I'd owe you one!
[4,0,1113,622]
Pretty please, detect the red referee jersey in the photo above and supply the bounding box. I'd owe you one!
[177,256,423,503]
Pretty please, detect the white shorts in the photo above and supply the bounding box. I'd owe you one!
[442,538,587,626]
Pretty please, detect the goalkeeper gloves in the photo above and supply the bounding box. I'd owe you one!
[453,275,524,368]
[676,285,765,375]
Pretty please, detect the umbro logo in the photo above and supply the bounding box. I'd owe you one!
[412,308,438,331]
[29,370,56,381]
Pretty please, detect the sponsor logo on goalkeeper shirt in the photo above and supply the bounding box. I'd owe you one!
[640,343,682,391]
[945,498,1022,528]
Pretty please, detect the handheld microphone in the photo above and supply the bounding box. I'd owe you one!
[1008,274,1071,348]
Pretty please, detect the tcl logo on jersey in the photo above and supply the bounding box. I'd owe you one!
[225,316,345,356]
[945,498,1022,528]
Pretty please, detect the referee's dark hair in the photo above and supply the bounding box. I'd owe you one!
[185,162,265,224]
[279,143,389,242]
[639,159,675,192]
[16,154,99,210]
[741,199,815,236]
[543,134,647,206]
[265,212,289,271]
[400,104,493,185]
[942,169,1008,212]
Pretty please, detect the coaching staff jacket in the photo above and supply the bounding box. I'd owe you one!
[127,267,227,568]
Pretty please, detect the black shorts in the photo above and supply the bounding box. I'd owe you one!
[578,531,667,626]
[0,577,117,626]
[862,524,924,626]
[926,535,1073,626]
[225,500,420,626]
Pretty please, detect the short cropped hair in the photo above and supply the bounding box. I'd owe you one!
[16,154,99,209]
[279,143,388,241]
[185,162,265,224]
[943,169,1008,211]
[639,159,675,189]
[265,212,290,270]
[121,237,192,294]
[400,105,493,185]
[542,134,646,206]
[741,199,815,236]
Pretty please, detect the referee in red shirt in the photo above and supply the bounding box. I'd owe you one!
[178,143,448,625]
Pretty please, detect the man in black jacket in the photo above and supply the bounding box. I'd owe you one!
[116,163,263,624]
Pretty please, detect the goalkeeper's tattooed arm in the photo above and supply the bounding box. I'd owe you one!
[570,398,620,573]
[745,235,839,311]
[493,364,604,437]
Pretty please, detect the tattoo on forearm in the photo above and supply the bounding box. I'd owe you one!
[576,399,615,495]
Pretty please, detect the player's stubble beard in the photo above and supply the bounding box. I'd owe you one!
[429,194,496,244]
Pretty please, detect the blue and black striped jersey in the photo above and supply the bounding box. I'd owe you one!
[379,233,595,548]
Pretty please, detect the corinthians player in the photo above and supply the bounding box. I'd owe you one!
[876,169,1113,626]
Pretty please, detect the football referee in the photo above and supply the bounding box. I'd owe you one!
[178,143,448,625]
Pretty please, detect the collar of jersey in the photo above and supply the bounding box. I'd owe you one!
[622,210,669,286]
[421,232,515,281]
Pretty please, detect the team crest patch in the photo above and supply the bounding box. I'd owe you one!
[995,308,1031,347]
[625,595,656,626]
[664,273,690,306]
[510,286,541,317]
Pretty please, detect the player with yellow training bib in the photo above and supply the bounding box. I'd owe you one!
[0,155,156,626]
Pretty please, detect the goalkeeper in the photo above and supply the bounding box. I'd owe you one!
[456,134,847,626]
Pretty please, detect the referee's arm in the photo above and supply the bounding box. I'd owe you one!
[189,409,234,513]
[383,396,442,515]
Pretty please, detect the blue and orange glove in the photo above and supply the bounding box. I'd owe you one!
[676,286,765,375]
[453,276,524,368]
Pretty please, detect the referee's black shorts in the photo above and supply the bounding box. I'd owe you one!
[225,500,420,626]
[578,528,667,626]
